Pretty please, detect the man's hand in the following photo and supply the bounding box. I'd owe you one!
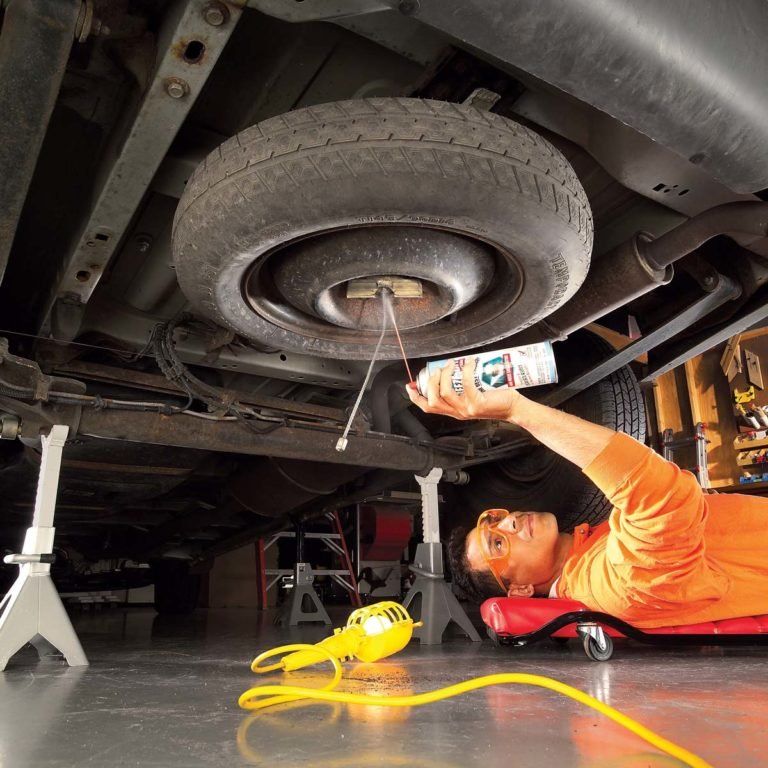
[405,355,618,470]
[405,357,526,422]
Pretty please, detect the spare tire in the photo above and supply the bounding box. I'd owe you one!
[456,330,646,530]
[173,98,593,360]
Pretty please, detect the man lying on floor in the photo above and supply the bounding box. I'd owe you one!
[406,358,768,629]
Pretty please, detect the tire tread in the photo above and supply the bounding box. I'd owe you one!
[568,336,646,525]
[177,98,592,245]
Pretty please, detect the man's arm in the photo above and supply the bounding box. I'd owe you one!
[406,358,616,469]
[407,358,710,578]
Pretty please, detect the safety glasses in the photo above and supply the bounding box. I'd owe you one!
[476,508,520,593]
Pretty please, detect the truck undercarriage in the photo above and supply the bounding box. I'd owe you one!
[1,0,767,597]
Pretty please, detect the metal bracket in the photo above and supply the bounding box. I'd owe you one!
[346,276,423,299]
[545,273,740,407]
[462,88,501,111]
[245,0,392,23]
[45,0,244,338]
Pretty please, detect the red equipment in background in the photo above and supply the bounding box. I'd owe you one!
[358,504,412,561]
[357,505,412,598]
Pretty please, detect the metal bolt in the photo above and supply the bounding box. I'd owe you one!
[202,1,229,26]
[75,0,111,42]
[165,77,189,99]
[135,234,153,253]
[91,18,111,37]
[0,414,20,440]
[703,274,717,289]
[398,0,420,15]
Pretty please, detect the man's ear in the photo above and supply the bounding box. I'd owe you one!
[506,583,535,598]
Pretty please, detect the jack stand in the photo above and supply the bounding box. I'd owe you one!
[402,468,481,645]
[0,425,88,671]
[279,524,331,627]
[280,563,332,627]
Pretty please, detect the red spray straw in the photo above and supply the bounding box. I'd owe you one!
[384,297,414,384]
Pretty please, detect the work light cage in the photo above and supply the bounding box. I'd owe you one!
[347,601,413,630]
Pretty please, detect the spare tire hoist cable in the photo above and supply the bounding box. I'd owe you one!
[336,290,414,452]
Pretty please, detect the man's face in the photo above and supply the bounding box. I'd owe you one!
[465,511,561,592]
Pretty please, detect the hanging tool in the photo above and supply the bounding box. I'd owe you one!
[735,403,760,429]
[734,386,756,404]
[720,333,742,381]
[745,348,764,389]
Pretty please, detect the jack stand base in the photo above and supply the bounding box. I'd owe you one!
[0,571,88,671]
[278,563,331,627]
[402,543,481,645]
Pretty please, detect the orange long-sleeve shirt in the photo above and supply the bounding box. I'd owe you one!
[556,432,768,628]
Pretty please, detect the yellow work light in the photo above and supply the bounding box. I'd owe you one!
[251,601,421,675]
[238,604,711,768]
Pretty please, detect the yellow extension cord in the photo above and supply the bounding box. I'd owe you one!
[238,643,713,768]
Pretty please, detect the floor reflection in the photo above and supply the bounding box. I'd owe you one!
[569,675,767,767]
[0,664,88,768]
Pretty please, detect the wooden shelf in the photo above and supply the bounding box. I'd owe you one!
[736,449,768,467]
[734,435,768,450]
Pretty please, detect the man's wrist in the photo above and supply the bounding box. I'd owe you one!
[505,391,526,425]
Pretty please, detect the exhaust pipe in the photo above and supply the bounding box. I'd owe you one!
[641,201,768,270]
[543,201,768,338]
[544,234,672,338]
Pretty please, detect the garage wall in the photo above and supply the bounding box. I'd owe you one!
[651,329,768,488]
[206,543,277,608]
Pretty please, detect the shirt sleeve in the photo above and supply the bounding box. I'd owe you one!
[581,432,711,605]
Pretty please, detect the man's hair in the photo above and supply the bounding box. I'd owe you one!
[446,525,505,603]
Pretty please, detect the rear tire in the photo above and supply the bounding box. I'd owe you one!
[152,560,200,616]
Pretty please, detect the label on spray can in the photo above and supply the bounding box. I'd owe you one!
[416,341,558,396]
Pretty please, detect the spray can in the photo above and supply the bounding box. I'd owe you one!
[416,341,558,396]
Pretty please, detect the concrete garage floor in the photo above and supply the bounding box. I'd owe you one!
[0,607,764,768]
